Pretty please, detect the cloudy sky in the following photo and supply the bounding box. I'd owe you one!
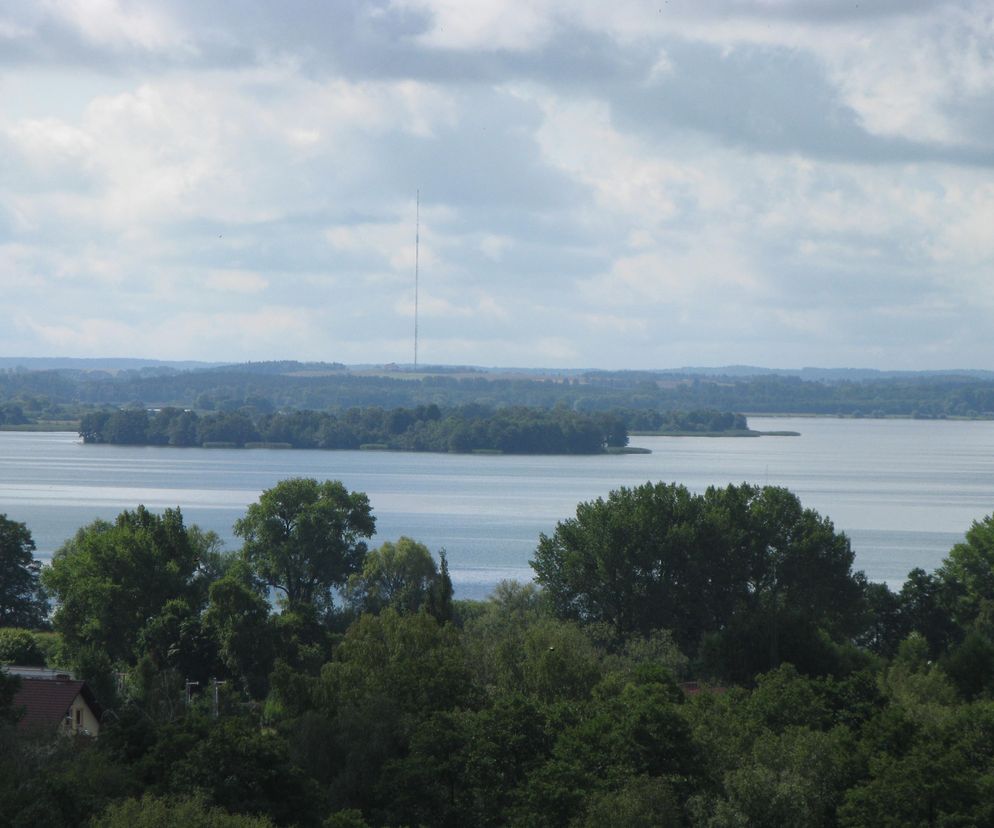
[1,1,993,369]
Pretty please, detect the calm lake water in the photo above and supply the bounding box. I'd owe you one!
[2,417,993,599]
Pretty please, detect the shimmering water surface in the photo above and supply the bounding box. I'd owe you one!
[2,418,993,598]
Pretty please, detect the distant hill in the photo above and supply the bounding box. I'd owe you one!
[661,366,994,382]
[0,357,226,373]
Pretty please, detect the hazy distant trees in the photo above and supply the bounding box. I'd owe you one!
[79,404,639,453]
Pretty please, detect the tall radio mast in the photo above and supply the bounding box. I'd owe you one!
[414,189,420,370]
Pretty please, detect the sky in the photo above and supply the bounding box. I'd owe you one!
[1,0,993,370]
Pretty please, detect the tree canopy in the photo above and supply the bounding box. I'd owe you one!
[531,483,865,664]
[235,478,375,612]
[42,507,205,663]
[9,478,994,826]
[0,514,48,628]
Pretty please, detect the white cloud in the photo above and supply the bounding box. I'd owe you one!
[479,234,511,260]
[204,270,269,294]
[40,0,194,54]
[2,0,994,368]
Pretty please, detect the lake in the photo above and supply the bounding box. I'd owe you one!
[2,417,993,599]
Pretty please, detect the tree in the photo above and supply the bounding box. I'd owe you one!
[235,479,375,612]
[0,514,48,628]
[203,576,276,699]
[92,794,276,827]
[531,483,865,663]
[0,628,45,666]
[937,513,994,630]
[314,609,474,811]
[344,537,439,615]
[0,670,21,726]
[43,507,203,663]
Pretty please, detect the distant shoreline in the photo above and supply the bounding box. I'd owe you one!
[630,428,800,438]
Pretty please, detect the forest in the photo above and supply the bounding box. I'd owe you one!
[3,478,994,826]
[4,362,994,425]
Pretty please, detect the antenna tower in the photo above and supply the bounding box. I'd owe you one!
[414,189,420,370]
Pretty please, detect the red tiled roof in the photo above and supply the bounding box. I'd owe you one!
[11,677,101,731]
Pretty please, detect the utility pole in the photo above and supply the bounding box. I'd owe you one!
[414,188,420,370]
[211,677,226,718]
[184,678,199,708]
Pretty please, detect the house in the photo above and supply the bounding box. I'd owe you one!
[5,667,103,736]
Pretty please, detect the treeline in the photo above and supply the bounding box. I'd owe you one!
[6,361,994,419]
[623,408,748,433]
[79,405,634,454]
[4,482,994,825]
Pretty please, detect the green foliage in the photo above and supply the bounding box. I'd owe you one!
[6,479,994,825]
[897,568,959,656]
[203,577,275,699]
[579,776,682,828]
[164,717,323,826]
[91,794,276,827]
[532,483,865,672]
[322,810,370,828]
[937,513,994,630]
[235,478,374,612]
[81,403,632,455]
[517,668,698,826]
[0,729,136,827]
[695,726,861,828]
[0,628,46,666]
[0,671,21,725]
[43,507,203,664]
[426,548,454,623]
[840,702,994,827]
[0,514,48,628]
[313,609,474,811]
[344,537,439,615]
[461,580,549,695]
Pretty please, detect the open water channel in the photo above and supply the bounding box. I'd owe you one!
[2,417,993,598]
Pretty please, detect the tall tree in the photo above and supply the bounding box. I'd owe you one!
[0,514,48,628]
[43,506,203,663]
[531,483,864,659]
[235,478,375,612]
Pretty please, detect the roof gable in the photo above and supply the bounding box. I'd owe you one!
[11,677,101,731]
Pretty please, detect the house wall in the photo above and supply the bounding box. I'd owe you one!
[66,695,100,737]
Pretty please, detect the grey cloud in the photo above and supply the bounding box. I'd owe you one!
[605,38,994,166]
[715,0,957,23]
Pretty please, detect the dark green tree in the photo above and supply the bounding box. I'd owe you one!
[0,514,48,628]
[531,483,864,662]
